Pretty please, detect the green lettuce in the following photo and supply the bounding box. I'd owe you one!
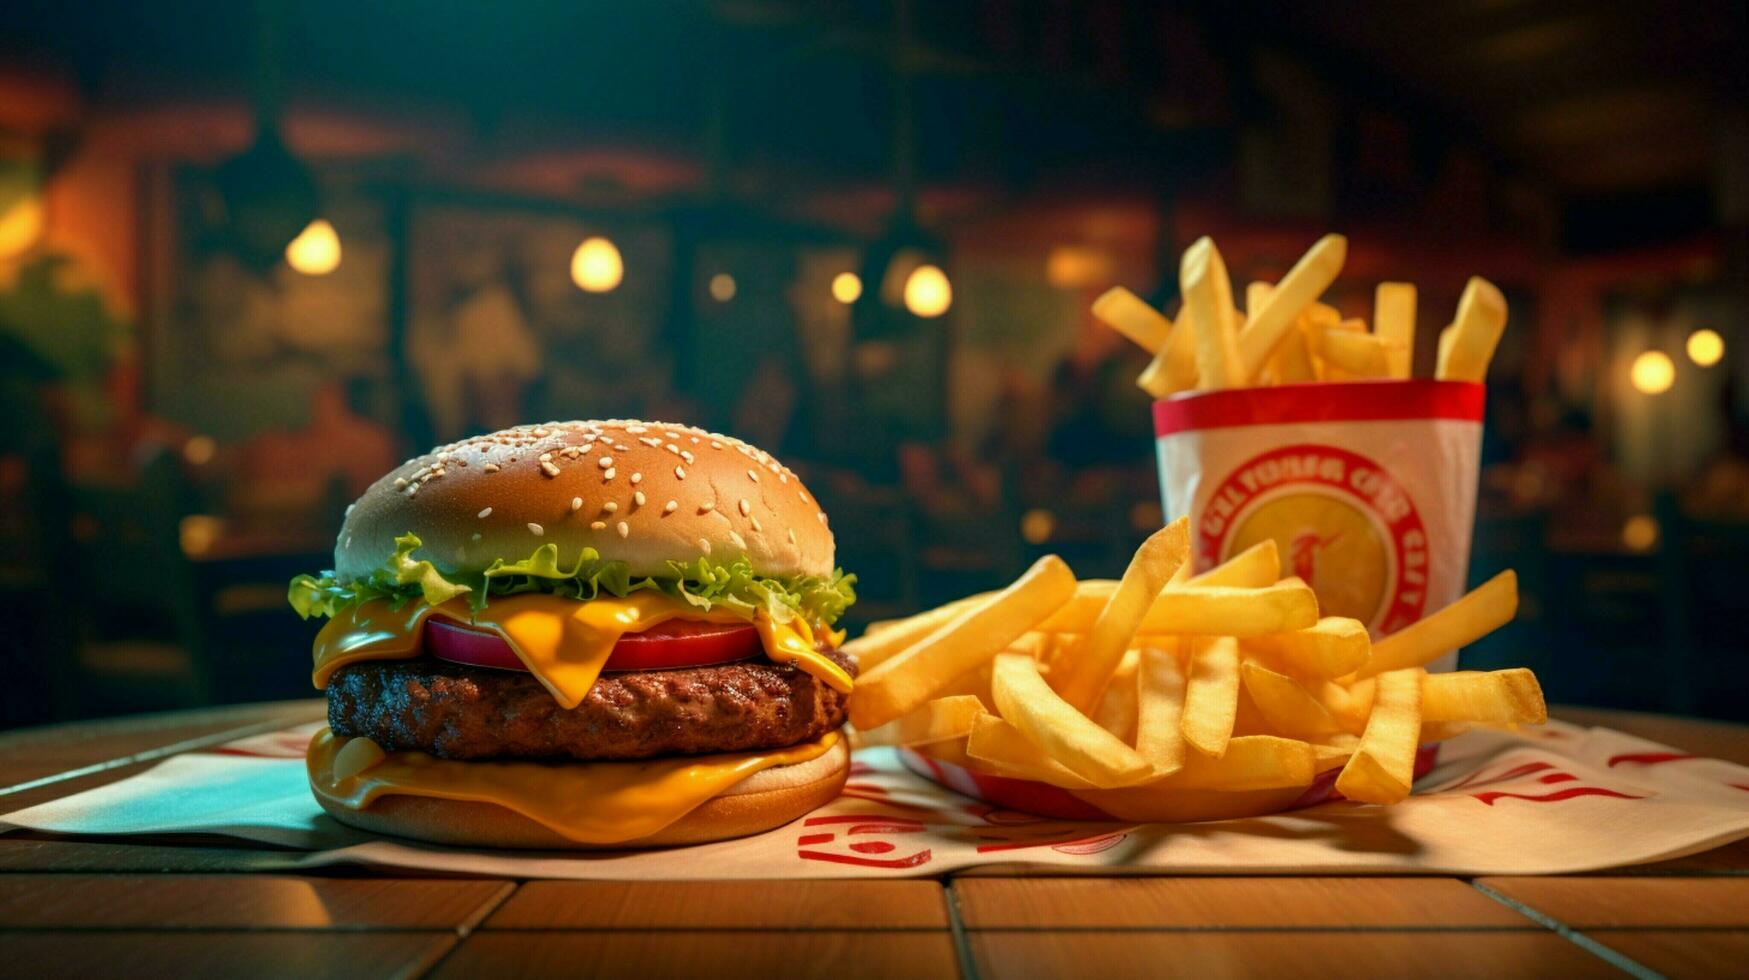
[288,533,856,626]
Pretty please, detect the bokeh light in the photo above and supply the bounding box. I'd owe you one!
[831,271,862,304]
[570,236,624,293]
[903,264,952,318]
[1621,514,1659,552]
[0,195,45,259]
[708,273,736,302]
[1686,328,1724,367]
[182,435,216,465]
[1629,350,1674,395]
[1020,508,1056,544]
[285,219,341,275]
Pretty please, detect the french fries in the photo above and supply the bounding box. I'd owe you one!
[1236,234,1347,381]
[1335,668,1424,804]
[1375,282,1417,378]
[1422,669,1547,725]
[848,518,1543,817]
[1054,519,1190,712]
[849,554,1077,730]
[1435,277,1508,382]
[1181,636,1241,757]
[1358,570,1517,678]
[1181,237,1244,389]
[1091,286,1172,352]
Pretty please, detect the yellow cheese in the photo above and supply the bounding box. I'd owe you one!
[312,593,847,705]
[307,726,839,844]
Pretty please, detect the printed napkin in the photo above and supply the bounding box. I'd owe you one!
[5,720,1746,879]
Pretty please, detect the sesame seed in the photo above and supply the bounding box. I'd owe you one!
[345,503,356,515]
[788,528,798,545]
[738,499,751,516]
[598,456,613,468]
[590,521,607,531]
[541,461,561,477]
[604,468,616,480]
[483,463,500,473]
[681,450,694,464]
[640,437,661,447]
[603,501,618,512]
[729,531,746,549]
[698,538,712,554]
[616,521,630,538]
[394,477,408,489]
[528,523,544,536]
[634,491,646,507]
[750,516,762,532]
[665,443,679,454]
[691,436,701,444]
[663,500,678,514]
[478,507,493,518]
[539,452,552,462]
[631,472,643,484]
[571,497,583,511]
[710,440,722,449]
[747,470,759,482]
[346,535,353,548]
[798,490,806,501]
[699,501,715,513]
[674,466,686,479]
[471,532,482,542]
[818,512,828,524]
[533,427,548,437]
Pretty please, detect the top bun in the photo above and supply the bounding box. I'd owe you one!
[333,420,835,582]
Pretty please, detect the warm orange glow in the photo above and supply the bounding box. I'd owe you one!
[831,271,863,304]
[1045,245,1114,289]
[1630,351,1674,395]
[708,273,736,302]
[285,219,342,276]
[1686,329,1724,367]
[903,264,952,318]
[182,435,216,465]
[570,236,623,293]
[1020,508,1056,544]
[179,514,224,557]
[0,195,45,259]
[1621,514,1658,552]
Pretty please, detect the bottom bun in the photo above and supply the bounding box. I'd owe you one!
[318,739,849,850]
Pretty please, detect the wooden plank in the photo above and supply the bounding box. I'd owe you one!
[1552,705,1749,766]
[0,874,514,930]
[967,931,1620,979]
[0,931,453,979]
[0,837,309,874]
[1601,836,1749,875]
[434,930,960,979]
[1585,930,1749,979]
[955,878,1534,929]
[1477,876,1749,928]
[0,700,324,792]
[486,881,947,930]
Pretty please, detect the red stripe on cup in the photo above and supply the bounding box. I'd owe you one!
[1154,380,1485,436]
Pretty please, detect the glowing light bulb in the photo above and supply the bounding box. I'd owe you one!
[1621,514,1658,552]
[708,273,736,302]
[285,219,341,275]
[1686,329,1724,367]
[1630,351,1674,395]
[903,264,952,318]
[571,236,623,293]
[831,271,863,304]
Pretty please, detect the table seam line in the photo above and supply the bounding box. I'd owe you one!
[454,881,517,937]
[1469,879,1667,980]
[944,881,981,980]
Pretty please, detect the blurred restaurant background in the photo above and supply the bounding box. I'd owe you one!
[0,1,1745,728]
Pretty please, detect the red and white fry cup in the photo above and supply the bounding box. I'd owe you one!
[1153,380,1486,671]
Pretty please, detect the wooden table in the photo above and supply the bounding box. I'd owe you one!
[1,703,1744,979]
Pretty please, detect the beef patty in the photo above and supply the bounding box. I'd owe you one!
[326,653,855,762]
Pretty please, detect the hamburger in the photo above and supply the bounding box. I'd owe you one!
[288,420,857,848]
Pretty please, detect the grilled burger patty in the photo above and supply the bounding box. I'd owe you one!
[326,653,856,762]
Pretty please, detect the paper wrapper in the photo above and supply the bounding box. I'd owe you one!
[5,721,1746,878]
[1155,380,1484,671]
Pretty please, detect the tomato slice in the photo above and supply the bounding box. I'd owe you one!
[426,616,761,673]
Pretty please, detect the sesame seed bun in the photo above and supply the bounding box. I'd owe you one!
[312,738,849,849]
[334,420,835,582]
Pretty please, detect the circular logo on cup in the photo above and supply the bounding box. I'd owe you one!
[1195,444,1429,634]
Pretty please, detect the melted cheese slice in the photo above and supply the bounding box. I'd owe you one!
[311,593,849,706]
[308,727,839,844]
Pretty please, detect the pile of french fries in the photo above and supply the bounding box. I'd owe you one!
[1093,233,1508,393]
[847,518,1545,812]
